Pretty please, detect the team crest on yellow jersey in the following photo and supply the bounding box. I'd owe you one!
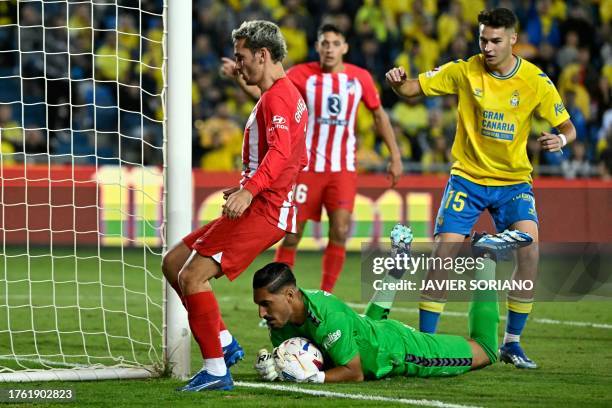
[510,90,520,107]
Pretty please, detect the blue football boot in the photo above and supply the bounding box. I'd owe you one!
[499,341,538,369]
[472,229,533,260]
[178,369,234,392]
[223,337,244,368]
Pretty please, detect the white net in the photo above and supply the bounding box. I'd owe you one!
[0,0,167,378]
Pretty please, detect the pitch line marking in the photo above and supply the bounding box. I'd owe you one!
[346,303,612,330]
[236,381,481,408]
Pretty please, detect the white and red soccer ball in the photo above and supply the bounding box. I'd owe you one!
[278,337,324,372]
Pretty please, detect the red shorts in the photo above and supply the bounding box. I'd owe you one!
[295,171,357,222]
[182,199,285,281]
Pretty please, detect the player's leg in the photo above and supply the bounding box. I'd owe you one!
[501,220,539,368]
[178,205,286,391]
[365,224,413,320]
[163,232,239,367]
[467,236,500,369]
[320,171,357,292]
[274,220,307,267]
[275,173,324,268]
[320,207,351,292]
[419,175,485,333]
[469,229,535,369]
[491,185,539,369]
[161,240,192,296]
[419,233,465,333]
[178,253,233,391]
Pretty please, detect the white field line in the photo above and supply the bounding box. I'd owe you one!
[345,302,612,330]
[235,381,481,408]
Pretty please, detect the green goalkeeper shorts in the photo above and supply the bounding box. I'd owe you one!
[394,326,473,378]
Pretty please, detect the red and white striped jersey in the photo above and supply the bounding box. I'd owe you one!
[240,76,308,233]
[287,62,381,173]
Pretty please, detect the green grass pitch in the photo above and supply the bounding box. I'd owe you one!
[0,247,611,407]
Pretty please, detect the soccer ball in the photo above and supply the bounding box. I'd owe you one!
[278,337,324,372]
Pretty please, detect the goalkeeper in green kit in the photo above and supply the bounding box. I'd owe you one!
[253,226,533,382]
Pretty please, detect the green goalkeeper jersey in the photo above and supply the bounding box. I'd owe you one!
[270,289,419,379]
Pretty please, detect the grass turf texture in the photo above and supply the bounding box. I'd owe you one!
[0,248,611,407]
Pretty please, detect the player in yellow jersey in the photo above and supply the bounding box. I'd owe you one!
[384,8,576,369]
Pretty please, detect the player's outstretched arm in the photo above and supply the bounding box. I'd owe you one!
[220,57,261,100]
[385,66,424,98]
[537,119,577,152]
[372,106,403,187]
[321,354,364,383]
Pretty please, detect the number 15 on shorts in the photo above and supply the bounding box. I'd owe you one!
[444,190,467,212]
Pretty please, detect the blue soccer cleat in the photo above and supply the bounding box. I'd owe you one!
[390,223,413,254]
[499,342,538,369]
[223,337,244,368]
[472,229,533,260]
[178,369,234,392]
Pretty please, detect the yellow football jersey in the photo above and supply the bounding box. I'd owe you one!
[418,54,570,185]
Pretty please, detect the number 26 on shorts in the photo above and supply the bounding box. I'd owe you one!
[295,184,308,204]
[444,190,467,212]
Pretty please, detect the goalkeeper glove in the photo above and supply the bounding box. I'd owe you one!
[272,346,324,383]
[254,349,279,381]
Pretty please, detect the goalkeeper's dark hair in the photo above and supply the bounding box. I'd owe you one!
[231,20,287,63]
[477,8,518,30]
[317,23,345,40]
[253,262,297,294]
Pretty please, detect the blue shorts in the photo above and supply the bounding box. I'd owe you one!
[434,175,538,236]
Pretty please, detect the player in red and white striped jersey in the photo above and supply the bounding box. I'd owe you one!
[222,23,402,294]
[162,21,308,391]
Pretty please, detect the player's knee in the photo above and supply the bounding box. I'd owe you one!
[177,262,203,289]
[329,223,350,243]
[161,252,176,280]
[282,232,301,248]
[431,242,460,260]
[162,243,190,281]
[469,339,496,369]
[517,244,539,266]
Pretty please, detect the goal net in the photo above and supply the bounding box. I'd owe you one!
[0,0,175,381]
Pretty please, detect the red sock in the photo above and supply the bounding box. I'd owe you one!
[321,242,346,293]
[184,291,223,359]
[274,246,297,268]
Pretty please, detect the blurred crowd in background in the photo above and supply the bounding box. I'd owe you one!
[0,0,611,179]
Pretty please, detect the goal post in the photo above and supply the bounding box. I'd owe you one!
[0,0,191,381]
[165,0,192,380]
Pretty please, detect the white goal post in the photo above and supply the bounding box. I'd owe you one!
[0,0,191,381]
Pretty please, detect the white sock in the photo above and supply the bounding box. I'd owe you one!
[204,357,227,376]
[219,329,233,348]
[503,332,520,344]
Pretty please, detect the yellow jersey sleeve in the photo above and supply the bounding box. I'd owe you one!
[418,60,465,96]
[534,73,571,127]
